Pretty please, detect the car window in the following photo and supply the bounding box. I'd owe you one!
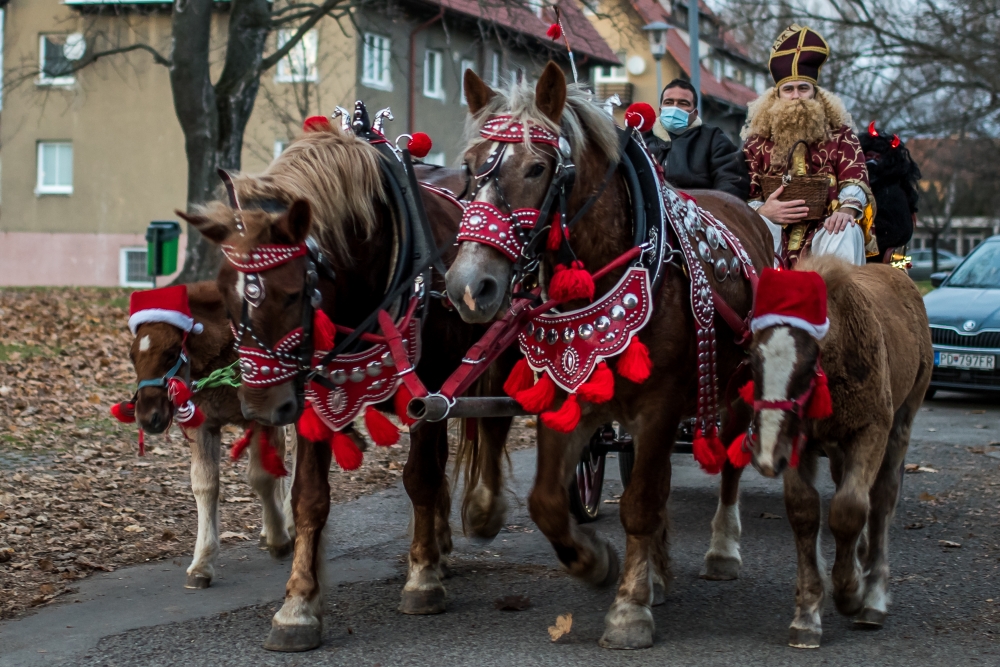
[911,250,927,260]
[946,243,1000,288]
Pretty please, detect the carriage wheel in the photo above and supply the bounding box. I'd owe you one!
[569,445,606,523]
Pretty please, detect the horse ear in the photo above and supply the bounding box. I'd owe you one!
[277,199,312,243]
[464,68,495,115]
[535,61,567,125]
[177,210,229,244]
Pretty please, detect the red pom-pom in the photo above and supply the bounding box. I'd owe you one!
[178,403,205,429]
[806,369,833,419]
[541,394,580,433]
[737,380,755,406]
[331,430,364,470]
[546,217,564,251]
[394,384,417,426]
[503,358,535,398]
[167,378,193,407]
[514,372,557,413]
[727,433,753,468]
[693,430,726,474]
[546,23,562,40]
[364,406,400,447]
[257,428,288,477]
[110,401,136,424]
[303,115,332,133]
[624,102,656,132]
[616,337,653,384]
[298,403,333,442]
[577,362,614,404]
[313,309,336,351]
[549,261,595,302]
[408,132,433,159]
[230,427,254,461]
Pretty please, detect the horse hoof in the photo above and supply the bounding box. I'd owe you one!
[854,607,887,628]
[184,574,211,589]
[652,582,666,606]
[699,555,740,581]
[834,591,864,617]
[599,602,654,649]
[268,540,294,559]
[596,541,621,588]
[399,587,446,615]
[788,626,822,649]
[259,535,269,549]
[263,624,322,652]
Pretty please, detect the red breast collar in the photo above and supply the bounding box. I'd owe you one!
[519,267,653,392]
[235,326,302,387]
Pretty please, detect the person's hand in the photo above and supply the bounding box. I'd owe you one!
[757,186,809,224]
[823,210,856,234]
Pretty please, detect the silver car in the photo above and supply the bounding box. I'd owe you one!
[908,248,961,281]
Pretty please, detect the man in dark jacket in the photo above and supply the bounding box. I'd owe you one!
[643,79,750,199]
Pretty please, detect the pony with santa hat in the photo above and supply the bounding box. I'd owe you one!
[730,256,931,648]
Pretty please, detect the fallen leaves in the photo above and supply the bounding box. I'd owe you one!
[919,492,938,503]
[905,464,939,474]
[548,613,573,641]
[494,594,531,611]
[939,540,962,548]
[219,531,250,541]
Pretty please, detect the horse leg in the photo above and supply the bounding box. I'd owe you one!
[264,433,331,652]
[700,460,743,580]
[829,424,886,618]
[856,398,917,627]
[649,514,671,606]
[185,426,221,589]
[528,416,620,586]
[462,416,514,542]
[400,420,450,614]
[248,426,293,558]
[282,426,297,540]
[435,466,454,579]
[599,409,679,650]
[784,447,825,648]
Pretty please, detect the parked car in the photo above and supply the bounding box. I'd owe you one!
[923,236,1000,396]
[907,248,962,281]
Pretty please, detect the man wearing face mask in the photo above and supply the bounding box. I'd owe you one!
[643,79,750,199]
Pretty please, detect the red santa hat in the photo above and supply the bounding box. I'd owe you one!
[128,285,204,335]
[750,268,829,339]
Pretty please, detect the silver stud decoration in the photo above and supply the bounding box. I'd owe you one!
[260,366,271,376]
[730,256,741,276]
[526,322,535,335]
[488,223,499,233]
[546,329,559,345]
[706,226,720,249]
[595,316,611,332]
[366,361,383,377]
[535,327,546,343]
[381,351,395,367]
[578,323,594,340]
[562,327,575,343]
[332,369,347,385]
[610,304,626,321]
[714,257,729,282]
[623,293,639,309]
[558,136,572,158]
[349,367,365,383]
[698,240,712,262]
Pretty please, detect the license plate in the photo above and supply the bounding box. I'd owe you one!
[935,351,996,370]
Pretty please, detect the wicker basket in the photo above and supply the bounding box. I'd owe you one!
[760,141,829,221]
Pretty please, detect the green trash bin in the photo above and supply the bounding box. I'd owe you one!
[145,221,181,277]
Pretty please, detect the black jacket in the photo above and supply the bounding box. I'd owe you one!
[643,124,750,200]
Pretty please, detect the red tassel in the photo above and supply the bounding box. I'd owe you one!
[257,428,288,477]
[137,428,145,456]
[504,358,535,398]
[393,384,417,426]
[727,433,753,468]
[314,309,336,351]
[546,22,562,40]
[230,427,254,461]
[514,373,557,413]
[546,217,564,251]
[616,337,653,384]
[577,362,614,404]
[167,378,193,406]
[298,403,333,442]
[693,430,726,475]
[541,394,581,433]
[737,380,755,406]
[331,430,364,470]
[806,369,833,420]
[111,401,136,424]
[364,406,400,447]
[549,261,595,303]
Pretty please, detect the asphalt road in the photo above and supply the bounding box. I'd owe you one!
[2,391,999,666]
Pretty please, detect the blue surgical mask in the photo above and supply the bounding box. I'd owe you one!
[660,106,690,131]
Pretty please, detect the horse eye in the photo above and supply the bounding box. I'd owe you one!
[526,163,546,178]
[284,291,302,308]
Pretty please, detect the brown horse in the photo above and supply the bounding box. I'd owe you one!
[180,124,515,651]
[445,64,773,649]
[744,257,931,648]
[127,281,293,587]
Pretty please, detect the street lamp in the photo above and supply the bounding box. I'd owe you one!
[643,21,669,100]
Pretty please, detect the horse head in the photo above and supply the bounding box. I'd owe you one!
[129,321,187,434]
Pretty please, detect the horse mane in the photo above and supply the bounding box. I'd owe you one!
[462,79,621,165]
[230,126,385,265]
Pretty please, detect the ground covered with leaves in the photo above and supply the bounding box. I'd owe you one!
[0,288,535,620]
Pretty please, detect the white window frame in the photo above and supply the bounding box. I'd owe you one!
[275,29,318,83]
[460,58,475,105]
[35,141,73,196]
[273,140,288,161]
[361,32,392,91]
[423,49,445,100]
[119,247,150,288]
[38,34,76,86]
[422,151,446,167]
[490,51,501,87]
[594,51,628,84]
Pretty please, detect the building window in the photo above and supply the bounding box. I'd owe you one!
[276,29,318,83]
[723,61,735,80]
[38,34,81,86]
[595,51,628,83]
[490,51,501,87]
[460,59,475,105]
[119,247,149,287]
[712,59,723,81]
[422,151,446,167]
[36,142,73,195]
[527,0,544,17]
[754,72,767,94]
[274,140,288,161]
[362,33,392,91]
[423,49,444,100]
